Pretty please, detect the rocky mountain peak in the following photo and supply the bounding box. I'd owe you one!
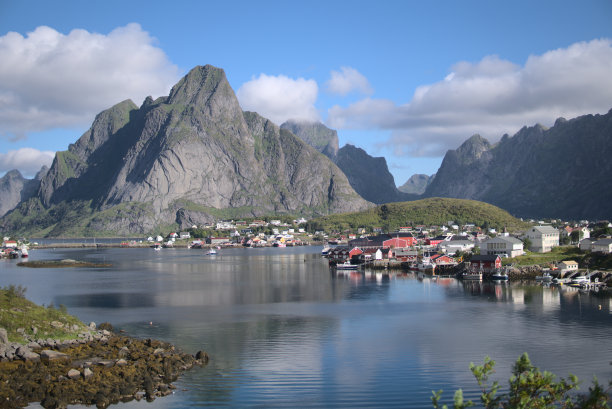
[280,120,339,158]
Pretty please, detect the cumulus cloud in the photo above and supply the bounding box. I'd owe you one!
[327,38,612,157]
[326,66,373,96]
[0,148,54,176]
[236,73,319,125]
[0,23,179,139]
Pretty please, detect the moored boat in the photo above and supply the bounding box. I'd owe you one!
[535,272,553,282]
[335,261,359,271]
[491,271,508,281]
[462,272,482,281]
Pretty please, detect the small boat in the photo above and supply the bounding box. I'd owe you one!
[491,271,508,281]
[570,275,589,286]
[20,247,29,258]
[205,248,218,255]
[152,243,162,251]
[462,272,483,281]
[535,272,553,282]
[335,261,358,271]
[321,246,331,256]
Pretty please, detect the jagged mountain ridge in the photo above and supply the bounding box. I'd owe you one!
[0,167,48,217]
[423,110,612,220]
[398,174,434,195]
[280,120,416,204]
[2,65,371,236]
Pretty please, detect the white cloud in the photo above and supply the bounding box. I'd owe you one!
[326,66,373,96]
[0,148,54,176]
[327,38,612,157]
[236,73,319,125]
[0,24,179,140]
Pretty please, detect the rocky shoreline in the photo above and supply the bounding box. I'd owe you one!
[0,323,208,409]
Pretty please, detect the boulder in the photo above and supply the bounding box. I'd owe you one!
[41,349,70,363]
[0,328,8,345]
[67,369,81,380]
[83,367,94,379]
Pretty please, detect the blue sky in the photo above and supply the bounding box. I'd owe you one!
[1,0,612,185]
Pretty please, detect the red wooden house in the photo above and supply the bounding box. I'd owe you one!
[469,255,502,273]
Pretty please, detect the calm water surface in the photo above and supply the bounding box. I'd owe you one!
[1,246,611,408]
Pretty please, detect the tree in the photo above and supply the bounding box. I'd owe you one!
[522,237,532,251]
[431,353,611,409]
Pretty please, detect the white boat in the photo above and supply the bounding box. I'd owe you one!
[462,272,482,281]
[205,249,218,255]
[321,246,331,256]
[20,246,29,258]
[535,272,553,282]
[570,275,589,286]
[335,261,358,271]
[491,271,508,280]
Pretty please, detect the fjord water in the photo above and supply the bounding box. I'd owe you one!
[2,246,611,408]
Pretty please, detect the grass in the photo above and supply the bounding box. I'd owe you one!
[504,246,612,270]
[0,285,87,344]
[308,197,531,233]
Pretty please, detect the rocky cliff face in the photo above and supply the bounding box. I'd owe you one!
[423,110,612,220]
[0,167,47,217]
[398,174,434,195]
[280,120,339,158]
[4,65,371,236]
[281,120,416,204]
[335,144,417,204]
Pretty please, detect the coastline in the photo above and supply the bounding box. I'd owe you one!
[0,289,209,409]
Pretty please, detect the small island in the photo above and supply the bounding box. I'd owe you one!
[17,259,112,268]
[0,285,208,408]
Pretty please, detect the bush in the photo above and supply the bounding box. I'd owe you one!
[2,284,27,299]
[431,353,610,408]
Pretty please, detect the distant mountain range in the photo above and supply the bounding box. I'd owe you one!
[0,65,371,236]
[423,109,612,220]
[1,64,610,236]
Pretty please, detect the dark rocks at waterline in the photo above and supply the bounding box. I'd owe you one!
[0,334,209,409]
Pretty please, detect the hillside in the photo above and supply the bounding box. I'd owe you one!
[423,110,612,220]
[0,65,371,237]
[307,197,531,233]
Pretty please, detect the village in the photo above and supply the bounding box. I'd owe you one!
[2,218,612,285]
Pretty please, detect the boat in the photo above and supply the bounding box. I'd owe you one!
[20,246,29,258]
[535,272,553,282]
[490,271,508,281]
[205,248,218,255]
[335,261,359,271]
[321,246,331,256]
[152,243,162,251]
[570,275,589,286]
[552,277,570,285]
[462,272,483,281]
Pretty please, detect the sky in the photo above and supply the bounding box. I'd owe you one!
[1,0,611,185]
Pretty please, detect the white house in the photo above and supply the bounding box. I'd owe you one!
[438,240,475,255]
[592,238,612,254]
[481,235,524,258]
[525,226,559,253]
[557,260,579,272]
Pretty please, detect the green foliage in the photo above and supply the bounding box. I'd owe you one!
[0,288,85,343]
[2,284,27,300]
[432,353,610,409]
[309,198,530,234]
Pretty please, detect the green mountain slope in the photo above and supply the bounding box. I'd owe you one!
[307,197,531,233]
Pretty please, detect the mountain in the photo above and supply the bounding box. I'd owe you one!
[2,65,371,236]
[0,167,48,217]
[423,109,612,220]
[280,120,339,158]
[334,144,417,204]
[398,174,434,195]
[280,120,416,204]
[308,197,530,233]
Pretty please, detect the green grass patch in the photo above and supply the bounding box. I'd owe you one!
[0,286,87,344]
